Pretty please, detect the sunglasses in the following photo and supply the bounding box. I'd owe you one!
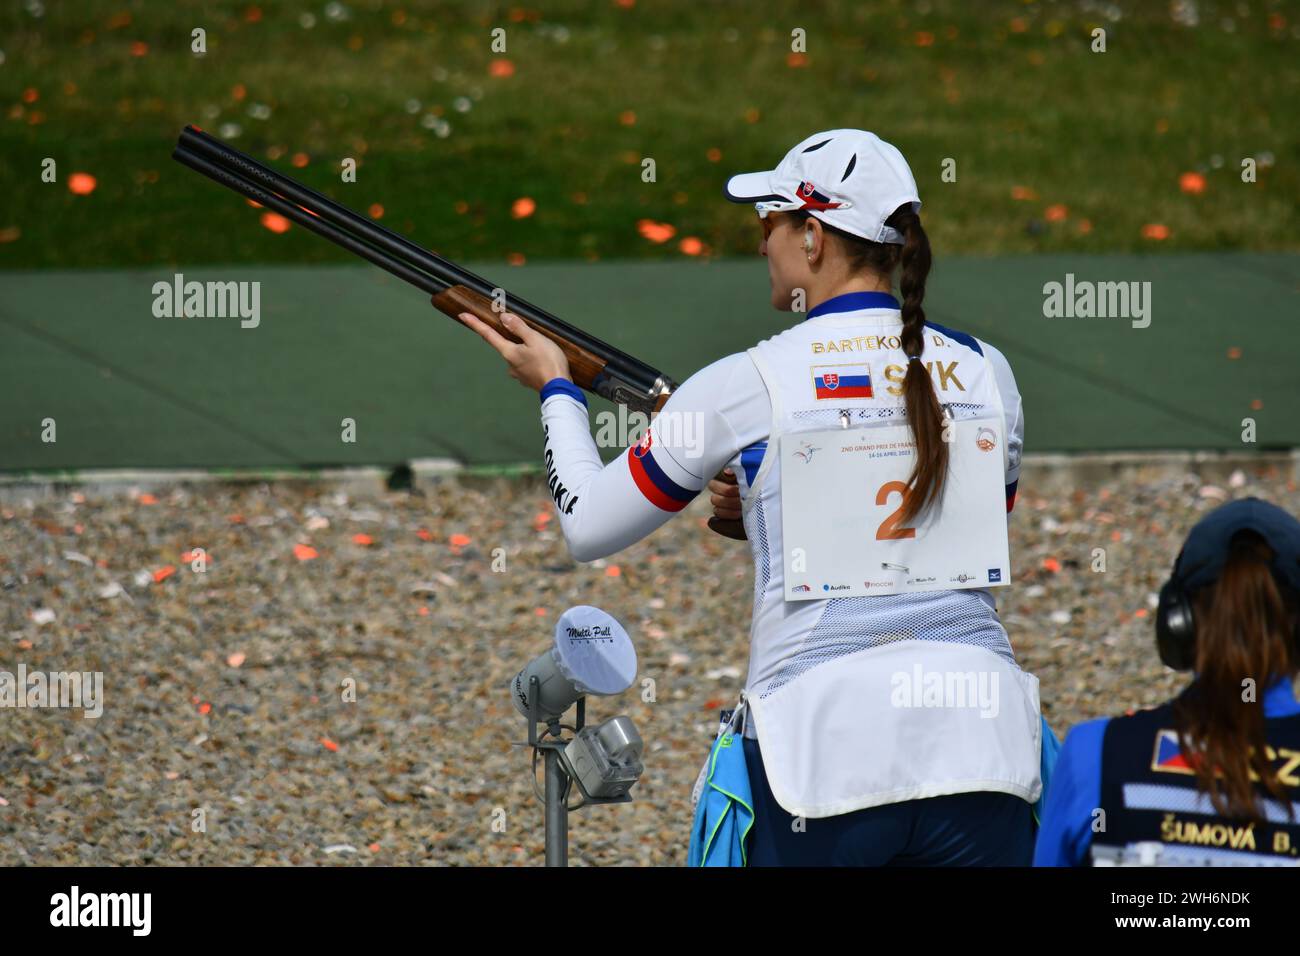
[755,193,855,239]
[756,206,797,240]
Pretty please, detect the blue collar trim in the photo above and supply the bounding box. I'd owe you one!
[807,291,900,319]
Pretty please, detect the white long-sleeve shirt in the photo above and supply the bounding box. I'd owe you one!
[538,293,1022,566]
[538,292,1034,793]
[540,349,768,561]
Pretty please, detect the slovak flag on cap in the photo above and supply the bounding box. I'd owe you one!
[722,128,921,245]
[794,180,847,211]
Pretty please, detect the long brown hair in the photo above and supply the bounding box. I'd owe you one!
[1172,531,1300,821]
[793,204,944,523]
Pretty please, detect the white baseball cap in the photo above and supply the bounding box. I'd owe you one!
[723,129,921,244]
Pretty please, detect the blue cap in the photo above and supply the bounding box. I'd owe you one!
[1173,497,1300,594]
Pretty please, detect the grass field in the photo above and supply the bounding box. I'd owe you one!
[1,0,1297,271]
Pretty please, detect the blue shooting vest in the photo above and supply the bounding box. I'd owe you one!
[1037,715,1062,826]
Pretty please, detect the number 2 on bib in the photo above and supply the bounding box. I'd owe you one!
[875,480,917,541]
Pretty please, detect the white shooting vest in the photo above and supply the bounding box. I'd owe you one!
[734,303,1042,819]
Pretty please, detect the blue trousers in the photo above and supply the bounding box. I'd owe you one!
[742,736,1035,866]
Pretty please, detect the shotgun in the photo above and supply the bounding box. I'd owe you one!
[171,126,746,539]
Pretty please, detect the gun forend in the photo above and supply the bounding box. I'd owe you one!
[430,285,674,417]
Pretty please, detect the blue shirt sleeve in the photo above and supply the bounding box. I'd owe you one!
[1033,716,1109,866]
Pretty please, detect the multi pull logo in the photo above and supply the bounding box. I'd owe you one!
[49,886,151,936]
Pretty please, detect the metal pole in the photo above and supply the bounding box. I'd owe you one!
[544,748,568,867]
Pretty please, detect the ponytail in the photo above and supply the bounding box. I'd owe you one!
[792,204,945,524]
[889,205,944,525]
[1173,531,1300,821]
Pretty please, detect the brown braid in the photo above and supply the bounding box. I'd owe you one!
[789,205,946,522]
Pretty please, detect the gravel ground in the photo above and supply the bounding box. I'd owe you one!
[1,459,1297,866]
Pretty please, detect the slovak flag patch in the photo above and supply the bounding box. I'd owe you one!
[626,429,698,512]
[813,364,872,400]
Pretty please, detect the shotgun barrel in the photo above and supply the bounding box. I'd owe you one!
[171,127,747,541]
[173,146,447,296]
[173,126,673,412]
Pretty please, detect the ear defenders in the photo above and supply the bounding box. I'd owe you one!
[1155,498,1300,670]
[804,230,815,252]
[1155,578,1198,671]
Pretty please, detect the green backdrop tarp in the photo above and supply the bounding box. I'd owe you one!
[1,253,1296,472]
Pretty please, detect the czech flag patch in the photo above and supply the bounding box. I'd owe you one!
[1151,729,1196,775]
[812,363,873,400]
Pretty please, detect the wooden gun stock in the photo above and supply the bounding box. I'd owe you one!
[431,285,610,390]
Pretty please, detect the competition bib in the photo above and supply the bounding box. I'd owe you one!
[780,417,1010,600]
